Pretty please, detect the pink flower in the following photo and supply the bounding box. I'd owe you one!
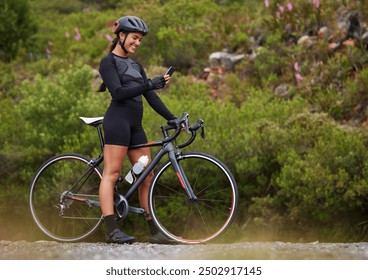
[105,34,113,42]
[287,2,293,11]
[277,3,285,13]
[75,33,81,41]
[65,31,70,38]
[313,0,320,8]
[294,62,300,72]
[294,62,303,82]
[264,0,269,7]
[74,27,81,41]
[295,73,303,82]
[276,11,281,19]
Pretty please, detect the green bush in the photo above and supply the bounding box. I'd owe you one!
[10,64,109,181]
[0,0,37,62]
[248,113,368,239]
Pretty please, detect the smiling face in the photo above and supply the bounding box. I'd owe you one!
[119,32,143,55]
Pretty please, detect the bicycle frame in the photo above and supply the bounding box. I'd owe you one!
[123,140,197,202]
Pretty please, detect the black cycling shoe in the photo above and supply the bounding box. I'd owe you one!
[149,231,178,244]
[106,229,136,244]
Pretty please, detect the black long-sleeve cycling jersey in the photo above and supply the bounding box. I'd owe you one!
[99,52,176,146]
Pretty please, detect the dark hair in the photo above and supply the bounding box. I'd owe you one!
[97,82,106,92]
[109,37,119,52]
[97,37,120,92]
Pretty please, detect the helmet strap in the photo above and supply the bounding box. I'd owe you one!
[119,32,129,55]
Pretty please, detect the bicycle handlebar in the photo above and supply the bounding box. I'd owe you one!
[161,112,205,148]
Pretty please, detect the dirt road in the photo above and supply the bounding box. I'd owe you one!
[1,240,367,260]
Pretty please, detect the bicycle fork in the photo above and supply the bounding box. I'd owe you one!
[168,148,198,201]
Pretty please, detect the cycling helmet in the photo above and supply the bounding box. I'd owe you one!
[112,16,148,36]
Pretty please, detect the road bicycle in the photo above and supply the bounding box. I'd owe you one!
[29,112,239,244]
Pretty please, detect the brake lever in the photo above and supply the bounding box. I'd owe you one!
[184,117,190,133]
[201,126,206,140]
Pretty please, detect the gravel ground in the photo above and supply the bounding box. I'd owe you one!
[1,240,368,260]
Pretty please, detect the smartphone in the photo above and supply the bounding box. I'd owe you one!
[165,66,176,76]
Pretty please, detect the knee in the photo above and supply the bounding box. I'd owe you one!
[102,170,121,184]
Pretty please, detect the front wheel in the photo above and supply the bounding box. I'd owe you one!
[29,154,103,242]
[148,152,238,244]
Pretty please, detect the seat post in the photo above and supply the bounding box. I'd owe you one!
[96,125,105,151]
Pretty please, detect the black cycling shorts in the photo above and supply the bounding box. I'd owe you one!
[103,100,147,146]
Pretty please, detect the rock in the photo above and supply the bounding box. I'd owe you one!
[297,35,317,48]
[274,83,290,99]
[318,26,333,41]
[209,50,245,72]
[362,31,368,47]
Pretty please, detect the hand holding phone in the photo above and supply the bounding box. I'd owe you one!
[165,66,176,77]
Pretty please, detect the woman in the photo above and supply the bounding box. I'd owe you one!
[98,16,176,244]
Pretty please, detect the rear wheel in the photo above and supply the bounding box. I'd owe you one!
[29,154,103,242]
[149,152,238,244]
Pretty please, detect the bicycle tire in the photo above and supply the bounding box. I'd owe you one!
[148,152,238,244]
[29,153,103,242]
